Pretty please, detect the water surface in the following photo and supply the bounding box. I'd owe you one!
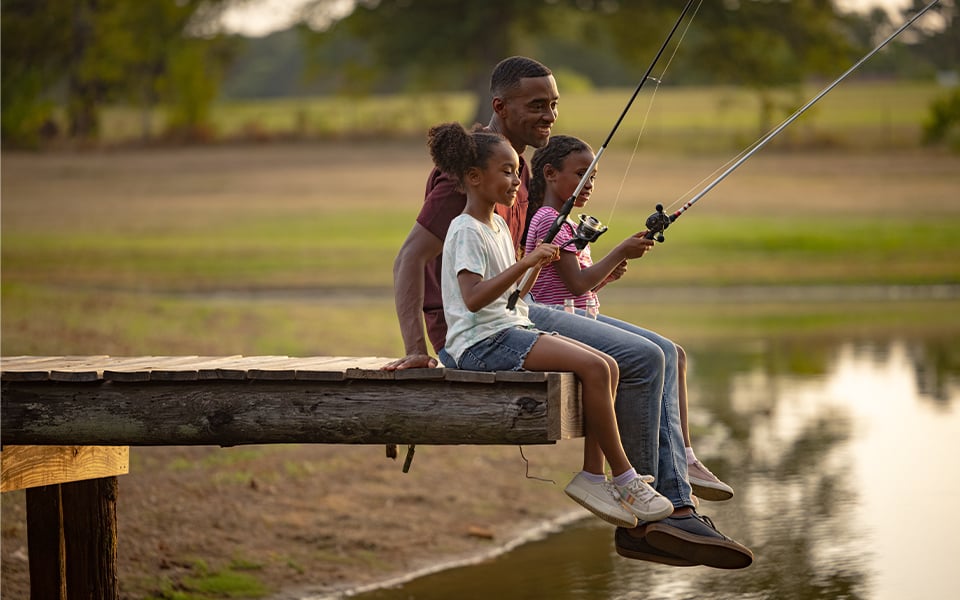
[346,338,959,600]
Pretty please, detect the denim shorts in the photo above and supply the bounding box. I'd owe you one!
[439,326,546,371]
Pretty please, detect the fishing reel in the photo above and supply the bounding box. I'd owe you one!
[562,214,608,250]
[644,204,673,243]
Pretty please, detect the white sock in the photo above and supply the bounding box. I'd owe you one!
[612,468,638,487]
[685,446,697,464]
[581,470,607,484]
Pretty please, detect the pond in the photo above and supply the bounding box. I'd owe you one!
[344,337,959,600]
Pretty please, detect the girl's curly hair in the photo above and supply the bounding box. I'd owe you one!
[427,122,506,185]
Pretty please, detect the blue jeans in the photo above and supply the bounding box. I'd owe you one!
[438,326,541,371]
[528,301,693,509]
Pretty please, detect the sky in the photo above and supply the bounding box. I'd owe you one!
[218,0,918,37]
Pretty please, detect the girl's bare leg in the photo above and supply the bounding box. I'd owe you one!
[524,334,629,476]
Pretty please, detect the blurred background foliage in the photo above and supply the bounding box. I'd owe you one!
[2,0,958,149]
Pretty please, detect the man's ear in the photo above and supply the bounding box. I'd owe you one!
[491,96,506,118]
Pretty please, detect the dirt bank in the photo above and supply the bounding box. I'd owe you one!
[2,442,588,599]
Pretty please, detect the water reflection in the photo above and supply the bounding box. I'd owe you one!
[346,339,959,600]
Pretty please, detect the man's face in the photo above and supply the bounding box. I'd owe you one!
[496,75,559,153]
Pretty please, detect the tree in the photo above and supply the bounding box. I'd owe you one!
[298,0,867,130]
[115,1,241,141]
[1,0,240,146]
[902,0,959,74]
[667,0,857,135]
[303,0,550,124]
[1,0,74,146]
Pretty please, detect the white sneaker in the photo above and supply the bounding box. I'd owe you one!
[616,475,674,522]
[564,472,638,528]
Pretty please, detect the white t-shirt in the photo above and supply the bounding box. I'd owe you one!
[442,213,533,363]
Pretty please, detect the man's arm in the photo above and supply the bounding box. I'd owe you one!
[382,222,443,370]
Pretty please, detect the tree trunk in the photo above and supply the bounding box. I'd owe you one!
[67,0,100,140]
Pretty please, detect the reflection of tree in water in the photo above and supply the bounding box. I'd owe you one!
[679,341,868,600]
[694,415,867,599]
[905,339,960,408]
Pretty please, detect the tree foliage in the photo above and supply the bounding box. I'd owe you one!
[3,0,953,148]
[1,0,238,147]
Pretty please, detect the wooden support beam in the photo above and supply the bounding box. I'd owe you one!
[1,446,129,493]
[4,449,127,599]
[1,356,584,447]
[2,376,582,446]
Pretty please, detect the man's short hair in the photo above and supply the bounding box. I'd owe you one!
[490,56,552,98]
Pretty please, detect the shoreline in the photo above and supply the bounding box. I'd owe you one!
[285,510,589,600]
[1,443,592,599]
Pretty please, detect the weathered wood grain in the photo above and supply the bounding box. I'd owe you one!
[1,446,129,492]
[1,356,584,446]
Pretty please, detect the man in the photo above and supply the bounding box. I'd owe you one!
[384,56,752,569]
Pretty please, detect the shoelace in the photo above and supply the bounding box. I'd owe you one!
[621,476,660,502]
[693,513,732,541]
[602,481,626,503]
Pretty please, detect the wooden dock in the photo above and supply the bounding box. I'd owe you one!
[0,355,583,446]
[0,355,583,599]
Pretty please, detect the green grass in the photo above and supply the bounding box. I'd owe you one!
[4,83,959,357]
[145,562,269,600]
[4,213,957,291]
[97,80,950,152]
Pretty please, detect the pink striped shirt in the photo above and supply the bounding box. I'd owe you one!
[524,206,600,310]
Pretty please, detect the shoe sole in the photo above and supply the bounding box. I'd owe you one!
[615,541,697,566]
[564,490,638,529]
[644,522,753,570]
[688,479,734,502]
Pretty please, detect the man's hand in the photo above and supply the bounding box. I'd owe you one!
[382,354,438,370]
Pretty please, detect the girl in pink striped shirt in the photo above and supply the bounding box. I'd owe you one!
[523,134,735,504]
[523,135,654,311]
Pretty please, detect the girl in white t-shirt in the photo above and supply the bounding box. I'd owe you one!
[429,122,673,527]
[524,134,735,503]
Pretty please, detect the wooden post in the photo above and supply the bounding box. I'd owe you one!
[25,485,67,600]
[23,478,119,600]
[4,447,128,600]
[62,477,119,600]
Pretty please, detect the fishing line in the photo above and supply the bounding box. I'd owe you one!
[607,0,704,226]
[506,0,700,310]
[643,0,941,242]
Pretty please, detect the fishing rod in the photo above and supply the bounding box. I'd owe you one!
[505,0,699,311]
[643,0,941,242]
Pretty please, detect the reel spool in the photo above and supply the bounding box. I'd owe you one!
[566,214,608,250]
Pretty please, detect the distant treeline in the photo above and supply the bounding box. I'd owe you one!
[2,0,958,148]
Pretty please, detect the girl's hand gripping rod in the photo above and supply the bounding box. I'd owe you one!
[506,0,698,312]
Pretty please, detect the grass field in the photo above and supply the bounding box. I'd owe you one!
[97,80,950,152]
[3,134,959,358]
